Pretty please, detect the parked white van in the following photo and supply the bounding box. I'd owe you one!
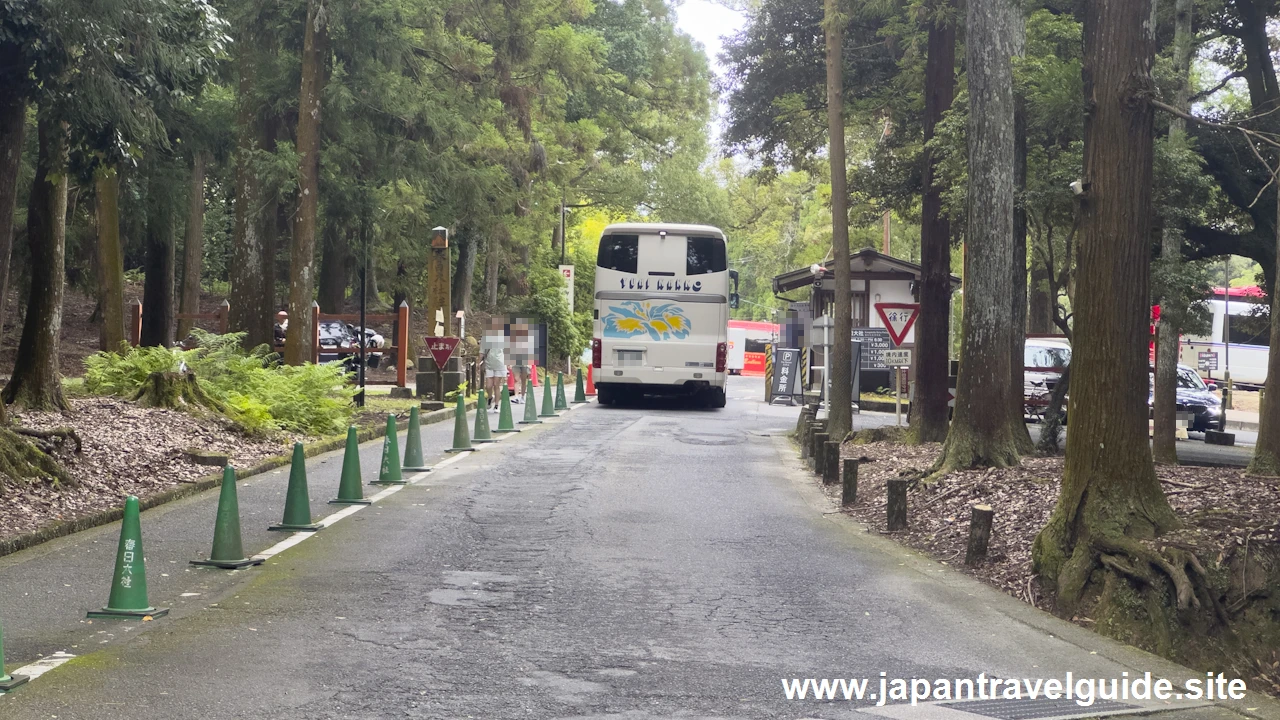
[591,223,739,408]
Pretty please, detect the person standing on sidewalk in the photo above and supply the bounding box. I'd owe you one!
[510,319,533,404]
[481,318,508,411]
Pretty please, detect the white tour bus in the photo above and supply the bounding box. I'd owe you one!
[591,223,739,408]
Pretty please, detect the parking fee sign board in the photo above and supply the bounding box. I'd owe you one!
[771,347,802,399]
[425,336,461,370]
[875,303,920,347]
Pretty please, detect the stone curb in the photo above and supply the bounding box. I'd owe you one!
[0,400,475,560]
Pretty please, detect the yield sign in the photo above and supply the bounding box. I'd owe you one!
[424,336,461,369]
[875,303,920,347]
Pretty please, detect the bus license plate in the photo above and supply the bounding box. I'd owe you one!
[616,350,644,367]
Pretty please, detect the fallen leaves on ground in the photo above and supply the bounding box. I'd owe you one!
[826,440,1280,611]
[1,398,291,541]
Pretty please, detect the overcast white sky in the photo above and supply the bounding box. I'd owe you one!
[674,0,746,75]
[674,1,747,146]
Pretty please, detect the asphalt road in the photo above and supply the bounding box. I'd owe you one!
[0,378,1273,719]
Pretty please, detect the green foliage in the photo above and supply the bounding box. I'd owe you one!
[83,331,356,436]
[445,382,468,403]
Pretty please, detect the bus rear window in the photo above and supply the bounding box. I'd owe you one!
[687,236,726,275]
[597,234,639,274]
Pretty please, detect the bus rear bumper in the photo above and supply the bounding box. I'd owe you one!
[596,367,726,392]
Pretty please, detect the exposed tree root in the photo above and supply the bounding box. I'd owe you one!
[15,426,83,455]
[850,426,908,445]
[0,426,72,488]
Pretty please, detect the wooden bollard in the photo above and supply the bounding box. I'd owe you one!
[807,421,825,466]
[823,440,840,485]
[887,478,908,531]
[841,459,858,506]
[965,504,994,566]
[813,433,829,476]
[795,408,814,435]
[801,420,816,461]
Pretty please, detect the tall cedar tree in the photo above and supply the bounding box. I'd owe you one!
[96,168,126,349]
[932,0,1023,474]
[1153,0,1194,466]
[1033,0,1185,611]
[825,0,854,442]
[4,114,69,411]
[229,29,275,349]
[285,0,328,365]
[178,152,208,339]
[908,0,956,444]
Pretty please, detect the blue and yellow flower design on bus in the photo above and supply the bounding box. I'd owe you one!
[602,301,692,341]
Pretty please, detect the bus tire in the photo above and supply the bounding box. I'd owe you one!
[707,387,727,409]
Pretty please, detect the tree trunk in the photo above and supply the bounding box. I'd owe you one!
[1028,250,1053,334]
[141,172,177,348]
[229,36,275,349]
[933,0,1023,474]
[317,220,348,313]
[1032,0,1181,612]
[1010,8,1034,454]
[907,0,956,445]
[177,152,207,340]
[95,168,126,350]
[452,226,476,314]
[1155,0,1194,467]
[0,94,23,351]
[1251,191,1280,475]
[284,0,328,365]
[825,0,853,442]
[486,231,501,309]
[3,113,69,412]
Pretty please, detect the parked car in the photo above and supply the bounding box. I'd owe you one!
[1148,364,1225,433]
[1023,337,1071,421]
[318,320,363,373]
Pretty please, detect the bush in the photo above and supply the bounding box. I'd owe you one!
[83,331,357,436]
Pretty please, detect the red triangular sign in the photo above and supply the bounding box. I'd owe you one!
[425,336,461,369]
[875,303,920,347]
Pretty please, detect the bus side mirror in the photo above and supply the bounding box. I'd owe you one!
[730,293,741,310]
[729,269,740,292]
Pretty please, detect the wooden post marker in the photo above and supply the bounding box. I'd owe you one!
[813,433,829,476]
[886,479,908,531]
[841,459,858,506]
[965,504,994,566]
[823,440,840,485]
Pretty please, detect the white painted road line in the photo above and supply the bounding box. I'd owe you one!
[0,651,76,696]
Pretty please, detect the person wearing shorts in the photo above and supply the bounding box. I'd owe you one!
[481,319,508,410]
[511,322,531,403]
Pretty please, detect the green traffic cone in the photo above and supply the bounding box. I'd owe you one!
[88,496,170,619]
[520,377,542,425]
[373,414,407,485]
[473,389,496,443]
[191,466,264,568]
[555,372,569,410]
[447,395,473,452]
[402,406,430,471]
[539,374,558,417]
[495,386,519,433]
[269,443,322,532]
[573,367,588,403]
[332,426,373,503]
[0,614,29,691]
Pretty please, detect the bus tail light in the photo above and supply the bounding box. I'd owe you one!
[716,342,728,373]
[592,338,602,369]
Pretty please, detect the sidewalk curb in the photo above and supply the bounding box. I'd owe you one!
[1227,420,1259,432]
[0,400,476,560]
